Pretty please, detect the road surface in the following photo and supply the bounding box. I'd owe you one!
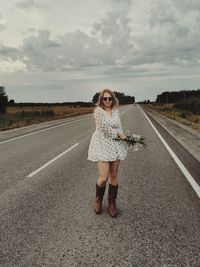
[0,104,200,266]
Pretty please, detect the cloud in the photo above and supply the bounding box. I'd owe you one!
[132,0,200,67]
[0,14,6,31]
[0,45,19,61]
[149,2,177,28]
[20,30,62,71]
[15,0,135,72]
[15,0,43,9]
[173,0,200,12]
[26,27,37,33]
[1,0,200,79]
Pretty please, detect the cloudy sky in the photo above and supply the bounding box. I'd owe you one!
[0,0,200,103]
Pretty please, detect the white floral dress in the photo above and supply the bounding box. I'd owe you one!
[87,106,128,162]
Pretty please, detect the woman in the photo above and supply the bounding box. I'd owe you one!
[87,89,127,218]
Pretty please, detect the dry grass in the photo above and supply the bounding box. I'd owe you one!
[7,106,94,116]
[0,105,95,131]
[145,103,200,131]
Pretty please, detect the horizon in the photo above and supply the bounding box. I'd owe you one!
[5,88,200,104]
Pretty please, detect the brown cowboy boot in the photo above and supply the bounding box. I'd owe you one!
[108,183,118,218]
[94,183,106,214]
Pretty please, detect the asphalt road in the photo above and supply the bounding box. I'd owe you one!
[0,104,200,267]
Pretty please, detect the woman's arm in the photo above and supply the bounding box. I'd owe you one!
[94,107,118,139]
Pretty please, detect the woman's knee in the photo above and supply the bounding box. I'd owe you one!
[109,173,117,180]
[98,176,108,186]
[108,174,118,185]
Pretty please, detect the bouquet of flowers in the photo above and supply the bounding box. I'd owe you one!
[115,130,147,151]
[125,133,147,151]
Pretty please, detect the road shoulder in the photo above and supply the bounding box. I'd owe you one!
[141,105,200,163]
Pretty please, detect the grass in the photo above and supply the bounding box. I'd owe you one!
[145,103,200,131]
[0,106,95,131]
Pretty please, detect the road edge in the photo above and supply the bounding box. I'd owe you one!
[139,104,200,163]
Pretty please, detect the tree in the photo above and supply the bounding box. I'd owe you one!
[92,91,135,104]
[0,86,8,113]
[8,99,15,106]
[92,92,99,104]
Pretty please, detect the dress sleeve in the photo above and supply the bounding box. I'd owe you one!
[94,107,118,139]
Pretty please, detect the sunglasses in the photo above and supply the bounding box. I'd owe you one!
[103,97,113,101]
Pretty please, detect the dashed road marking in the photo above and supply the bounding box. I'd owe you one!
[27,143,79,177]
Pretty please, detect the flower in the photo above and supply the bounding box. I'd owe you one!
[125,134,147,151]
[114,131,147,151]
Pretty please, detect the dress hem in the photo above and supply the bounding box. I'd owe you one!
[87,157,126,162]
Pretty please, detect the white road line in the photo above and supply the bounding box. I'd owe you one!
[27,143,79,178]
[0,115,91,145]
[138,104,200,198]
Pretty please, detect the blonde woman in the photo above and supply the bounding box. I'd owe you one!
[87,89,127,218]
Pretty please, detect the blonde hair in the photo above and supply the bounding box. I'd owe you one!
[96,88,119,109]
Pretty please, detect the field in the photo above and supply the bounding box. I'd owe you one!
[0,105,95,131]
[145,103,200,131]
[1,103,200,132]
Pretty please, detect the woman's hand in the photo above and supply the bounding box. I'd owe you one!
[117,132,127,140]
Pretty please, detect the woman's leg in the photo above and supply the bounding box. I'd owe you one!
[107,160,120,218]
[97,161,110,186]
[94,161,109,214]
[109,160,120,185]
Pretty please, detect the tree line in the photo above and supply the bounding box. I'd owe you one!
[155,89,200,104]
[92,91,135,105]
[0,87,135,114]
